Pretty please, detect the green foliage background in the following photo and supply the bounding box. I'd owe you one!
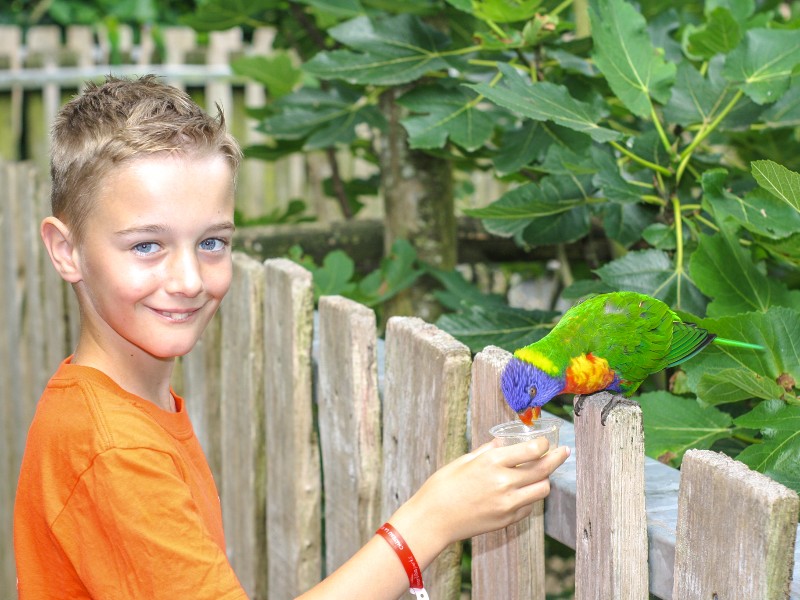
[186,0,800,492]
[16,0,798,491]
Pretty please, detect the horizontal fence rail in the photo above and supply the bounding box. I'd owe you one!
[2,160,800,599]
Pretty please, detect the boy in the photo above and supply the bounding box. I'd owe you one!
[15,76,569,599]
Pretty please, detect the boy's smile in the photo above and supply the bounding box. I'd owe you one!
[70,153,235,373]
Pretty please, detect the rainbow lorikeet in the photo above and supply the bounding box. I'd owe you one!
[500,291,763,425]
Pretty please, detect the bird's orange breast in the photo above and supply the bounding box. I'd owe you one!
[564,353,616,394]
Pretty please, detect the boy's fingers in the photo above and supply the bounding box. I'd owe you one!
[495,437,551,467]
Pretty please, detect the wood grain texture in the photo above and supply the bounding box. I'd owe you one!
[673,449,799,600]
[220,253,267,598]
[381,316,471,600]
[470,345,547,600]
[574,392,649,600]
[317,295,382,573]
[263,258,321,599]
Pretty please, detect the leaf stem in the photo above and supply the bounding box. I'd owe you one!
[676,89,744,183]
[550,0,574,17]
[641,194,667,206]
[672,195,684,271]
[650,104,674,157]
[610,141,672,176]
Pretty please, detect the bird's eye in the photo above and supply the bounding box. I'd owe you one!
[528,386,537,399]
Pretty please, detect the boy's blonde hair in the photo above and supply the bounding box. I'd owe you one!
[50,75,242,243]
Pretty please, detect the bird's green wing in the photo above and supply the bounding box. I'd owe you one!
[664,322,716,367]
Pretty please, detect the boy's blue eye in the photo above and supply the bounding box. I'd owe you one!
[200,238,227,252]
[133,242,159,255]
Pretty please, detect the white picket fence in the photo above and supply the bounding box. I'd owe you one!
[2,160,799,599]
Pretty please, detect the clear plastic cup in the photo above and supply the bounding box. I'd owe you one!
[489,418,562,450]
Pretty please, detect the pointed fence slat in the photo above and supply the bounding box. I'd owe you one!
[574,392,649,600]
[317,295,382,574]
[381,316,472,600]
[673,449,799,600]
[263,258,321,598]
[470,345,546,599]
[220,253,267,598]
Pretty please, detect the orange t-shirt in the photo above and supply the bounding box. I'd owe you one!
[14,358,248,600]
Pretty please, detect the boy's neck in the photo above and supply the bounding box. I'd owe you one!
[72,341,177,412]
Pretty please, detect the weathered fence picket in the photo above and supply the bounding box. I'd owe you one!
[2,161,800,599]
[574,393,649,599]
[673,450,799,599]
[470,346,547,599]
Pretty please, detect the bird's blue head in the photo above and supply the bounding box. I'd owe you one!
[500,358,565,425]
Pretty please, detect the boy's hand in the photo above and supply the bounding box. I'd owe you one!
[391,439,570,561]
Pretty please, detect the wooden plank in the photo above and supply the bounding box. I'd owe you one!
[381,316,471,599]
[0,26,23,160]
[573,392,649,600]
[317,295,382,574]
[673,449,799,600]
[219,252,267,599]
[263,258,321,598]
[470,345,546,599]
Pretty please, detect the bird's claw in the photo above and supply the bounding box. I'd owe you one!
[600,396,639,426]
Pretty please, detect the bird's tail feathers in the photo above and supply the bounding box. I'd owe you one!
[712,337,765,351]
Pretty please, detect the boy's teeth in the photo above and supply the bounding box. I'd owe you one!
[161,311,191,320]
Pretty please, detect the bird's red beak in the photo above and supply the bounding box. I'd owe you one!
[518,406,541,426]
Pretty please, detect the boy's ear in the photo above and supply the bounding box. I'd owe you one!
[41,217,82,283]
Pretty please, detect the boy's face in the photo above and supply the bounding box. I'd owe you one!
[73,153,235,360]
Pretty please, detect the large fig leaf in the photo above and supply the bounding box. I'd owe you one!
[594,249,708,314]
[690,225,800,316]
[638,391,734,462]
[469,63,621,142]
[722,28,800,105]
[398,85,496,151]
[683,307,800,406]
[751,159,800,212]
[734,400,800,492]
[304,15,453,85]
[589,0,676,117]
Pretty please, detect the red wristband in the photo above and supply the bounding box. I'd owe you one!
[376,522,429,599]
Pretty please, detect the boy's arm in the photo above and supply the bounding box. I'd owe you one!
[51,447,248,600]
[298,439,569,599]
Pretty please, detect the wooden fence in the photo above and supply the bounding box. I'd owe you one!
[2,158,800,599]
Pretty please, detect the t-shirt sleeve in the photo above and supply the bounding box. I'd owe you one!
[51,447,248,600]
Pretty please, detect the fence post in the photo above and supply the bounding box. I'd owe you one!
[470,345,546,599]
[219,252,268,598]
[263,258,321,598]
[574,392,649,600]
[381,317,471,599]
[317,295,382,574]
[673,449,799,600]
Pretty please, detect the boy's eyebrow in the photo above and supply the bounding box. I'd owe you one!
[114,221,236,237]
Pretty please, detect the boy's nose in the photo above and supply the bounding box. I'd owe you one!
[164,248,203,297]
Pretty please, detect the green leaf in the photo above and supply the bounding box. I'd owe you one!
[469,63,622,143]
[593,146,646,203]
[602,202,656,247]
[356,239,422,305]
[398,85,495,151]
[689,225,800,316]
[701,169,800,239]
[758,78,800,129]
[589,0,676,117]
[751,159,800,212]
[303,15,453,85]
[231,54,302,98]
[465,174,591,242]
[492,122,552,176]
[180,0,278,31]
[639,391,734,462]
[683,307,800,406]
[684,7,742,59]
[294,0,365,18]
[734,401,800,492]
[313,250,357,298]
[436,305,558,353]
[663,59,762,130]
[259,87,385,149]
[426,266,508,312]
[754,231,800,268]
[471,0,542,23]
[642,223,677,250]
[594,249,708,314]
[722,28,800,105]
